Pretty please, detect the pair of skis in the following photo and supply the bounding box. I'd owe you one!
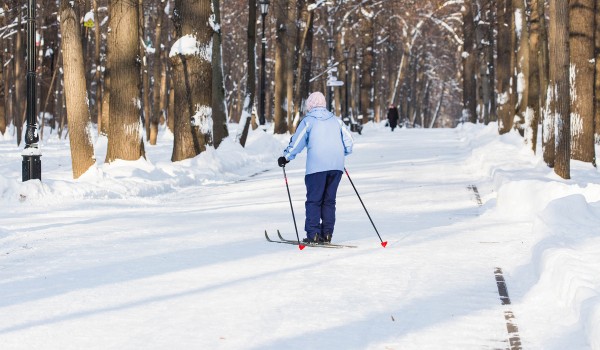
[268,166,387,250]
[265,230,357,249]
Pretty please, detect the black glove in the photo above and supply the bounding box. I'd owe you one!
[278,156,289,167]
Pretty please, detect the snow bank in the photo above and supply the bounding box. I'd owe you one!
[457,122,600,348]
[0,125,286,202]
[521,195,600,349]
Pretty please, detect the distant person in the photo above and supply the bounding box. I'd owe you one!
[387,104,399,131]
[278,92,354,244]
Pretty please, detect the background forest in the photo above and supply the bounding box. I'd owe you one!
[0,0,599,181]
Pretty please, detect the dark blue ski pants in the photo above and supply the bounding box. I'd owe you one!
[304,170,343,240]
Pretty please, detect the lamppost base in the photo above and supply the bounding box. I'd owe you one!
[22,147,42,182]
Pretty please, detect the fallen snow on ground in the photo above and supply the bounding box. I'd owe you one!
[0,122,599,349]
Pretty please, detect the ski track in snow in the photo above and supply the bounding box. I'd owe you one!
[0,122,598,349]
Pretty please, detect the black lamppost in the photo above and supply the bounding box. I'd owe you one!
[23,0,41,181]
[258,0,270,126]
[343,49,350,125]
[326,38,335,111]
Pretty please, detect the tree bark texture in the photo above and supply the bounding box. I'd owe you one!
[273,0,288,134]
[239,0,258,148]
[59,0,96,178]
[596,0,600,144]
[569,0,595,163]
[138,0,152,143]
[540,0,553,165]
[293,1,314,124]
[92,0,103,135]
[211,0,229,148]
[105,0,145,163]
[496,0,514,133]
[549,0,571,179]
[513,0,529,136]
[462,0,477,123]
[149,0,167,145]
[285,0,297,130]
[170,0,213,161]
[527,0,542,153]
[0,11,5,135]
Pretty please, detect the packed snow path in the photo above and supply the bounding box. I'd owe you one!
[1,125,597,349]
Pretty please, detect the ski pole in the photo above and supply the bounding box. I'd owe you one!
[282,165,305,250]
[344,167,387,248]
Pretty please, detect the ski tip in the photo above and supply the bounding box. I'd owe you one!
[299,245,306,250]
[381,241,388,248]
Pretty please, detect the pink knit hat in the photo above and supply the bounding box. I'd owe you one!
[305,92,327,111]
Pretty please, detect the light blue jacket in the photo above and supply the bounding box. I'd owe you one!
[283,107,353,174]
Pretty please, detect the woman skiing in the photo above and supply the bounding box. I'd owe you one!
[278,92,354,244]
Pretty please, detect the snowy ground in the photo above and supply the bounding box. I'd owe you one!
[0,122,599,349]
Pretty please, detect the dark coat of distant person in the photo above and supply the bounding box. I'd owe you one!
[387,105,399,131]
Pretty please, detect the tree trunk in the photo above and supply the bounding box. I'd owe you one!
[105,0,145,163]
[59,0,96,178]
[596,0,600,145]
[39,5,59,137]
[100,68,110,136]
[540,0,553,165]
[0,12,5,135]
[496,0,514,133]
[513,0,529,136]
[549,0,571,179]
[168,74,175,132]
[138,0,151,143]
[476,0,493,124]
[92,0,103,135]
[291,0,306,124]
[527,0,542,153]
[273,0,288,134]
[170,0,213,161]
[161,50,170,127]
[463,0,477,123]
[239,0,257,148]
[293,1,314,126]
[211,0,229,148]
[285,0,297,130]
[149,0,167,145]
[569,0,595,163]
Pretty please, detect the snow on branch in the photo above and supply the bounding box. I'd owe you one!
[430,16,463,45]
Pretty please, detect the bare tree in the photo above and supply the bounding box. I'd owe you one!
[138,0,152,144]
[92,0,103,135]
[596,0,600,145]
[462,0,477,123]
[285,0,297,130]
[496,0,514,134]
[170,0,212,161]
[59,0,96,178]
[541,0,554,166]
[0,5,5,135]
[526,0,542,153]
[149,0,168,145]
[513,0,529,136]
[569,0,595,163]
[212,0,229,147]
[549,0,571,179]
[105,0,145,162]
[238,0,257,147]
[273,0,289,134]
